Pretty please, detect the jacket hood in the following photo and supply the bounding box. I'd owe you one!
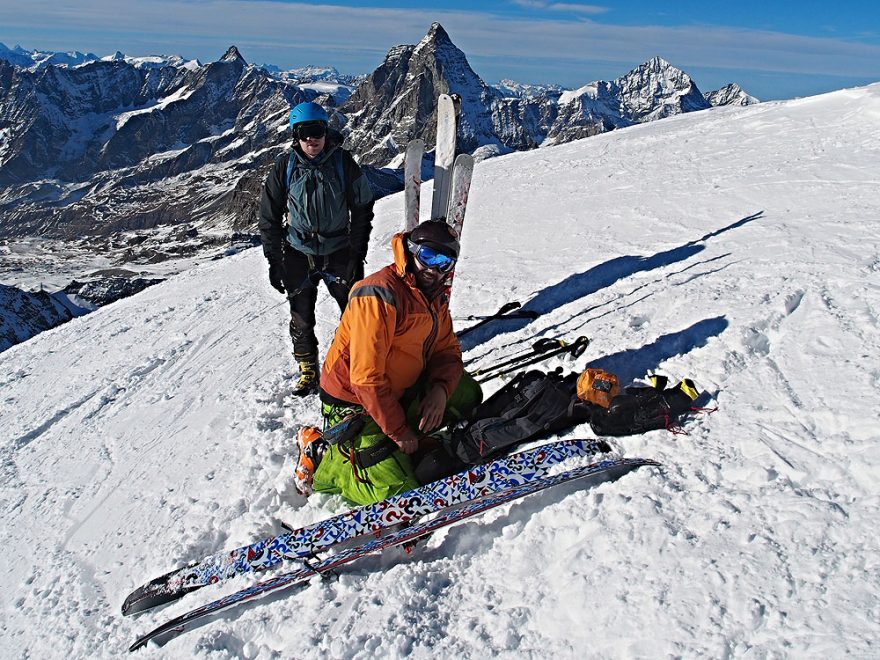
[391,232,410,277]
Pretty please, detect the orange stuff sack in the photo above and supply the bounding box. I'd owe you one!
[576,368,620,408]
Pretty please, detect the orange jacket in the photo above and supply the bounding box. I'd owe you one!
[320,233,463,443]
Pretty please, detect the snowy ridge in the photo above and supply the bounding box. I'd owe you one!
[492,79,566,99]
[0,42,199,71]
[1,82,879,657]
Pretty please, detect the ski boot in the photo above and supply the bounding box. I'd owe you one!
[292,353,319,396]
[294,426,328,496]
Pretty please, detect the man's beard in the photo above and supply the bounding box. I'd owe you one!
[414,268,447,297]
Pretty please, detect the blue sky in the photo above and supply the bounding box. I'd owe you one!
[1,0,878,100]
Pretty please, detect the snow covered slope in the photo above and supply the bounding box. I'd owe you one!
[1,83,879,658]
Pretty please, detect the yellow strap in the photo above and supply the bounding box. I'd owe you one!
[679,378,699,401]
[649,374,668,390]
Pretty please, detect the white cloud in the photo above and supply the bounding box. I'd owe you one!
[511,0,610,14]
[0,0,878,82]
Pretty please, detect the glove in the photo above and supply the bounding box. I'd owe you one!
[268,261,286,294]
[345,257,364,286]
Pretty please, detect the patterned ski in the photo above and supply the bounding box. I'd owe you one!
[129,455,660,651]
[403,139,424,231]
[430,93,458,220]
[446,153,474,235]
[121,439,609,616]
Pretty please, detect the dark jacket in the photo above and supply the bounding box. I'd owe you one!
[259,130,374,263]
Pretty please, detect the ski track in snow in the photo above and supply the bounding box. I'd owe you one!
[2,84,880,658]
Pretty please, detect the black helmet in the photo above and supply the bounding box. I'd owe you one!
[408,220,460,258]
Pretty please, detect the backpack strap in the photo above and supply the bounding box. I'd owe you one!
[285,151,296,193]
[286,148,353,209]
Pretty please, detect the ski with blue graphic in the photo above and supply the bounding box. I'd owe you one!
[121,438,610,616]
[129,454,660,651]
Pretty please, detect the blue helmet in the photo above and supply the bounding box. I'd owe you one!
[289,101,329,129]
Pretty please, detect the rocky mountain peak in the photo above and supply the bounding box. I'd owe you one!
[424,22,452,45]
[340,23,497,165]
[705,83,760,106]
[221,46,246,64]
[412,21,473,76]
[618,56,694,90]
[615,56,709,122]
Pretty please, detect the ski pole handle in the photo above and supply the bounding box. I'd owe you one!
[532,337,565,353]
[496,301,522,315]
[569,336,590,358]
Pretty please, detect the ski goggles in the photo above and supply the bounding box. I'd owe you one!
[408,241,457,274]
[297,122,327,140]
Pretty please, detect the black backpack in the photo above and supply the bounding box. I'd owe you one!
[446,369,592,465]
[589,377,700,436]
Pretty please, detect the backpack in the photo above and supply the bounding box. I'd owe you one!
[576,368,620,408]
[284,146,354,255]
[589,376,701,436]
[445,370,592,465]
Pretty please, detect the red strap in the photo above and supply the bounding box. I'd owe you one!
[349,448,368,484]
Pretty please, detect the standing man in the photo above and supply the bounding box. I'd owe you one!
[293,221,483,505]
[259,101,375,395]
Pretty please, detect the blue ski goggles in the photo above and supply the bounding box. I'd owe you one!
[408,241,457,274]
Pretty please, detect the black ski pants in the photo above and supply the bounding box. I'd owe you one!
[282,246,351,359]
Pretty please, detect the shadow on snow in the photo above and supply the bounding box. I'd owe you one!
[458,211,761,352]
[584,315,729,383]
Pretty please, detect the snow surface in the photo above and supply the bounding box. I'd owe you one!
[2,83,880,658]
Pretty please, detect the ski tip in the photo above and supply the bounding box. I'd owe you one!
[121,577,194,616]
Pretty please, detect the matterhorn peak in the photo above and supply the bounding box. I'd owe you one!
[425,22,452,44]
[220,46,246,64]
[414,21,460,58]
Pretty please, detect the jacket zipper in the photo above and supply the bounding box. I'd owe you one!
[422,298,439,371]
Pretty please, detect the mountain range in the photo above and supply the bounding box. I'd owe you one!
[0,23,757,351]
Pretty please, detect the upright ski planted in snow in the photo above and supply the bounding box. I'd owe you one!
[430,93,458,220]
[404,139,424,231]
[129,454,660,651]
[446,153,474,235]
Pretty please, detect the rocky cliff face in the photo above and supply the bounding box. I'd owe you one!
[0,46,318,239]
[0,283,87,352]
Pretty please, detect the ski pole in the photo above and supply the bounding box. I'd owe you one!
[457,310,540,322]
[460,301,521,321]
[476,336,590,383]
[457,302,538,338]
[471,337,566,376]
